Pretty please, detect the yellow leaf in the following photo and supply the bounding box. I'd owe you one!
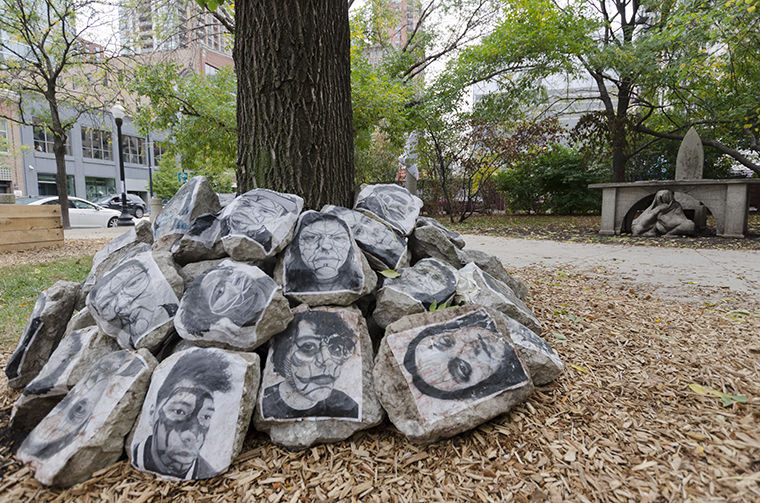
[569,363,588,374]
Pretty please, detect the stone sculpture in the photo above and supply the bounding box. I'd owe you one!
[631,189,696,236]
[354,184,423,236]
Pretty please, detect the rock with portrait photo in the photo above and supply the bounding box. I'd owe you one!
[455,263,542,335]
[495,313,563,386]
[254,306,384,449]
[322,205,410,271]
[374,306,534,443]
[455,249,528,301]
[276,211,377,306]
[128,347,260,481]
[175,260,292,351]
[219,189,304,261]
[6,280,81,389]
[416,216,466,248]
[171,213,227,265]
[10,326,120,431]
[354,183,423,236]
[87,251,184,352]
[372,258,458,329]
[153,175,221,250]
[16,349,157,487]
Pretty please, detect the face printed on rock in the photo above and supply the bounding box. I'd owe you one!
[298,219,351,281]
[150,380,215,478]
[227,195,286,236]
[375,190,408,224]
[91,261,152,337]
[203,268,259,318]
[285,319,355,403]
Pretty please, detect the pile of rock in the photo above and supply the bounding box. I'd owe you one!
[5,178,563,487]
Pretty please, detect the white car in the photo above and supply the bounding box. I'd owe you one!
[18,196,125,228]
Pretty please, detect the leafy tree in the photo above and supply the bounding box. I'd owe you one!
[152,155,181,199]
[0,0,113,227]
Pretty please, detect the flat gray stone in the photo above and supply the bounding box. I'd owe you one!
[416,217,465,248]
[455,263,542,335]
[178,258,229,286]
[219,189,303,261]
[254,306,384,449]
[354,184,423,236]
[175,260,292,351]
[675,127,703,181]
[456,248,529,300]
[409,224,463,268]
[373,258,457,329]
[153,176,221,249]
[276,211,377,306]
[374,306,534,443]
[128,347,260,480]
[6,281,80,389]
[496,313,563,386]
[17,349,157,487]
[87,251,183,352]
[10,326,120,430]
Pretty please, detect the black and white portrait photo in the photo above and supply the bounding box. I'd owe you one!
[18,350,148,464]
[175,261,278,347]
[386,309,529,425]
[322,205,407,270]
[87,252,179,349]
[260,310,362,421]
[283,211,364,295]
[219,189,302,254]
[354,184,423,236]
[5,295,46,382]
[153,176,199,239]
[383,258,456,309]
[131,348,245,480]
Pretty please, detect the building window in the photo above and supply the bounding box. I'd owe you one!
[153,141,166,164]
[0,119,8,153]
[37,173,76,196]
[86,176,115,201]
[204,63,218,77]
[81,128,113,160]
[122,135,146,164]
[33,124,73,155]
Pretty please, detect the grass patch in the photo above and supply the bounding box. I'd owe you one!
[0,256,92,351]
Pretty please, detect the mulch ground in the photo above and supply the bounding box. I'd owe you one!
[1,266,758,502]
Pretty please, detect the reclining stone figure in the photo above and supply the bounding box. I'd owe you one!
[631,189,696,237]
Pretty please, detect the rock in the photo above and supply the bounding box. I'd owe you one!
[374,306,533,443]
[276,211,377,306]
[675,126,704,181]
[64,308,96,335]
[6,281,80,389]
[10,326,120,430]
[322,205,410,271]
[178,257,229,286]
[455,263,542,335]
[409,224,463,267]
[128,347,260,480]
[171,213,227,265]
[631,189,696,237]
[16,349,157,487]
[455,249,528,300]
[373,258,457,329]
[175,260,292,351]
[497,314,563,386]
[416,216,465,248]
[79,241,152,309]
[354,184,423,236]
[87,251,183,352]
[152,176,221,249]
[254,306,383,448]
[219,189,303,261]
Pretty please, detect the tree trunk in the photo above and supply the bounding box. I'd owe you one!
[234,1,355,209]
[48,98,71,228]
[609,117,628,182]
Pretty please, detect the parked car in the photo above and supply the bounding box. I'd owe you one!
[17,196,124,228]
[97,194,148,218]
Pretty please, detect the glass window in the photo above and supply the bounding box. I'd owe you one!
[33,124,73,155]
[72,199,96,209]
[123,135,146,164]
[37,174,75,196]
[0,119,8,153]
[81,128,113,160]
[153,141,166,164]
[85,176,115,201]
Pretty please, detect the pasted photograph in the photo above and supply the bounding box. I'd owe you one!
[153,177,198,239]
[21,327,97,397]
[87,252,179,349]
[386,309,529,425]
[18,350,148,462]
[322,205,406,270]
[383,259,456,308]
[354,184,422,236]
[283,211,364,295]
[178,213,223,250]
[130,348,245,480]
[5,294,46,382]
[260,310,362,421]
[219,189,302,253]
[175,261,277,344]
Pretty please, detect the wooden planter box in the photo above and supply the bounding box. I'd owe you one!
[0,205,63,252]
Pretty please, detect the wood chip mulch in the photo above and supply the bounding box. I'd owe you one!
[0,240,110,268]
[0,267,758,502]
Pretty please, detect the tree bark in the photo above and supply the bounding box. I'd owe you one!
[48,96,71,229]
[234,1,355,209]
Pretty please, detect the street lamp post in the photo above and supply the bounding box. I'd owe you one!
[111,103,135,227]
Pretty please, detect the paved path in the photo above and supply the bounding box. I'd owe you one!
[463,234,760,302]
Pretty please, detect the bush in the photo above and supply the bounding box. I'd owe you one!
[495,146,607,214]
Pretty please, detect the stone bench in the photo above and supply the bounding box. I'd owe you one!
[588,179,760,238]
